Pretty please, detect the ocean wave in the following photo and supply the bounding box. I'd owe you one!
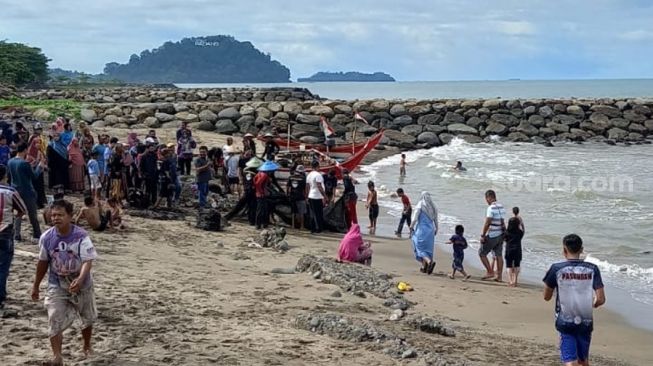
[585,254,653,284]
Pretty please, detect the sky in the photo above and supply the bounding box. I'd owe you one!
[2,0,653,81]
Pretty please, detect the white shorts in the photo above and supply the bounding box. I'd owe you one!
[90,175,101,190]
[44,286,97,337]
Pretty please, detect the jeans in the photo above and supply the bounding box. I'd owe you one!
[197,182,209,207]
[0,232,14,304]
[256,197,269,228]
[308,198,324,233]
[396,209,412,234]
[174,177,181,202]
[15,195,42,240]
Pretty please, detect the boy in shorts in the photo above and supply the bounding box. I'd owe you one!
[365,181,379,233]
[543,234,605,366]
[32,200,98,365]
[87,151,101,202]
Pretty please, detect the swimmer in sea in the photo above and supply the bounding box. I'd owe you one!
[452,161,467,172]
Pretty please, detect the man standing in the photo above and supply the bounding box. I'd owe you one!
[0,165,27,310]
[395,188,412,237]
[176,121,192,141]
[254,169,271,229]
[195,146,212,208]
[306,161,327,234]
[225,147,241,196]
[262,133,279,161]
[8,143,43,243]
[479,189,506,282]
[287,165,307,230]
[139,143,159,207]
[32,200,98,365]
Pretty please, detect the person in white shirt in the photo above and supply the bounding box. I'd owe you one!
[479,189,507,282]
[305,160,327,234]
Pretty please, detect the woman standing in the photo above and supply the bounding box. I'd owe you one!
[109,144,126,201]
[27,124,48,208]
[46,133,70,191]
[67,138,86,193]
[409,191,439,275]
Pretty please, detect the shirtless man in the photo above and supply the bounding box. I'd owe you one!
[74,197,111,232]
[365,181,379,233]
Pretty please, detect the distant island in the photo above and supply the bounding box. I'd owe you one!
[102,35,291,83]
[298,71,395,82]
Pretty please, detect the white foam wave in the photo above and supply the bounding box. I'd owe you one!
[585,254,653,285]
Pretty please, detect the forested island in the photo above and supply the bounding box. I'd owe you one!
[102,36,291,83]
[298,71,395,82]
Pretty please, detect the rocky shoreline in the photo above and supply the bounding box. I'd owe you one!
[12,87,653,149]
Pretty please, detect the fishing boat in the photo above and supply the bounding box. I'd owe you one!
[259,129,385,156]
[270,130,383,180]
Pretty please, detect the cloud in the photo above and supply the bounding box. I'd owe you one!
[1,0,652,80]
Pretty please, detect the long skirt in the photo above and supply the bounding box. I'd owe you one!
[411,211,436,262]
[69,164,85,192]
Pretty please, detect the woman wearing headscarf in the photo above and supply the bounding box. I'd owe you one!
[337,224,372,265]
[75,121,88,141]
[67,138,85,192]
[46,133,70,191]
[27,125,47,207]
[409,191,439,274]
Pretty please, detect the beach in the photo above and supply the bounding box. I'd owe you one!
[1,129,652,365]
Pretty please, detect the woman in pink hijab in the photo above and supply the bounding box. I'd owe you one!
[67,138,86,192]
[337,224,372,265]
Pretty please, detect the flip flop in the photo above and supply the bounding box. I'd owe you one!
[420,262,428,273]
[427,261,436,275]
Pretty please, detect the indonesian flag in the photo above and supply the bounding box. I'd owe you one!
[354,112,370,124]
[321,116,335,139]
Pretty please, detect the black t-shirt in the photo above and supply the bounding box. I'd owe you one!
[287,174,306,201]
[504,229,524,253]
[323,174,337,194]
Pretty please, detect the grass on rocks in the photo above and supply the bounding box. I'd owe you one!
[0,97,82,120]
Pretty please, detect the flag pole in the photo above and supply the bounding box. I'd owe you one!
[352,123,356,154]
[287,123,291,151]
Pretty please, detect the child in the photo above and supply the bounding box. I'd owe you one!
[399,153,407,176]
[512,206,525,232]
[107,197,125,230]
[395,188,411,237]
[365,181,379,233]
[74,196,111,232]
[504,217,524,287]
[543,234,605,366]
[447,225,471,280]
[87,151,101,201]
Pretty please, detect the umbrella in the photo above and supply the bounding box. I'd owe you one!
[245,157,263,169]
[258,160,280,172]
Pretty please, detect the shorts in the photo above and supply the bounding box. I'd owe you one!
[228,176,240,185]
[479,234,504,257]
[368,204,379,220]
[505,249,522,268]
[293,200,307,215]
[90,175,101,190]
[44,285,97,337]
[452,250,464,271]
[560,331,592,363]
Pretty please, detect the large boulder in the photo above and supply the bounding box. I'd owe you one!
[408,104,431,115]
[197,120,216,131]
[516,121,539,137]
[214,119,239,134]
[175,112,199,123]
[553,114,580,127]
[370,100,390,112]
[447,123,478,135]
[461,100,482,108]
[490,113,520,127]
[417,114,442,125]
[645,120,653,131]
[417,131,441,146]
[199,109,218,122]
[105,106,124,117]
[389,104,408,116]
[155,112,175,122]
[485,122,508,135]
[80,109,97,122]
[218,107,241,120]
[569,128,591,140]
[390,115,413,129]
[528,115,545,127]
[173,103,189,113]
[401,125,424,136]
[566,105,585,118]
[507,132,530,142]
[144,117,160,128]
[580,120,609,134]
[623,109,647,123]
[538,106,554,118]
[32,108,51,120]
[442,112,465,125]
[268,102,283,113]
[627,133,644,141]
[590,105,621,118]
[589,113,610,124]
[256,107,272,119]
[628,123,648,134]
[383,129,416,148]
[334,104,353,115]
[610,118,630,129]
[424,125,447,134]
[309,105,335,118]
[239,105,255,116]
[438,133,455,145]
[460,135,483,144]
[632,104,651,115]
[295,113,321,125]
[523,105,536,115]
[546,122,570,134]
[482,99,503,109]
[607,128,628,140]
[104,115,120,126]
[538,127,555,138]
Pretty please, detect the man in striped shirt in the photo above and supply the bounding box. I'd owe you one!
[479,189,507,282]
[0,164,28,309]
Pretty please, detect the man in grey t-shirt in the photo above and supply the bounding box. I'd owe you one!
[479,189,506,282]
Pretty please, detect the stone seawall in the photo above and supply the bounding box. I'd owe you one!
[75,97,653,148]
[19,87,319,103]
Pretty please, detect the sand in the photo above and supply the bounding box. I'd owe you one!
[2,128,652,365]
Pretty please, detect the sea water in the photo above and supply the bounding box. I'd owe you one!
[357,139,653,330]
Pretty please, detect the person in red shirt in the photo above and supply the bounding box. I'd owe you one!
[254,171,271,229]
[395,188,412,237]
